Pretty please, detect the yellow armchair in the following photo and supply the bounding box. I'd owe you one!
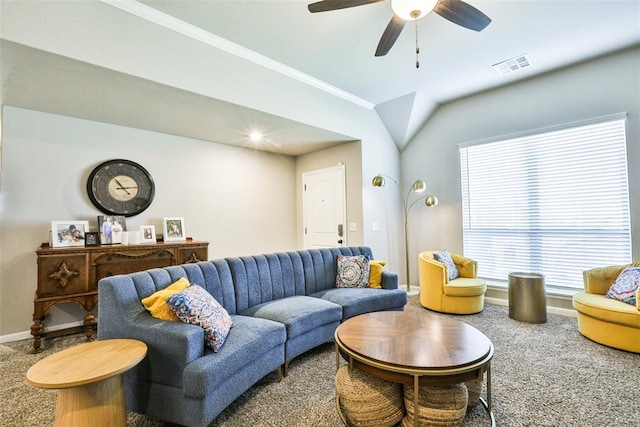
[572,263,640,353]
[418,251,487,314]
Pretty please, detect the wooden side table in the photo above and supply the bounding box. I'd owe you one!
[26,339,147,426]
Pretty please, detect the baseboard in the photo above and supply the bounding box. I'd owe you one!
[485,296,576,318]
[0,320,84,344]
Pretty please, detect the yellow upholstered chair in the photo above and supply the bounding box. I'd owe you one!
[572,263,640,353]
[418,251,487,314]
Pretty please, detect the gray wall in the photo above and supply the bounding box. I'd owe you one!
[401,47,640,291]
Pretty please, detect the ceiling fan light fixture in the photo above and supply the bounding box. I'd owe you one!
[391,0,437,21]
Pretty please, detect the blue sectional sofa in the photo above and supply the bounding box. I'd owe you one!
[98,246,406,427]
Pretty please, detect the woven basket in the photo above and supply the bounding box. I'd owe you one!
[334,365,404,427]
[402,383,468,427]
[465,379,482,407]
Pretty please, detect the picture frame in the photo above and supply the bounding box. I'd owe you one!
[139,225,157,243]
[84,231,100,247]
[51,220,90,248]
[162,217,186,242]
[98,215,127,245]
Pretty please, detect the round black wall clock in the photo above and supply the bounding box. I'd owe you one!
[87,159,155,217]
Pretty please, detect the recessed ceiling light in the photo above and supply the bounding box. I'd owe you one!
[493,54,531,75]
[249,131,263,142]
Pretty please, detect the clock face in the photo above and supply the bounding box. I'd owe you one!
[87,159,155,217]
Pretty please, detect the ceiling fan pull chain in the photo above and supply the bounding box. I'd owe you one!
[415,20,420,68]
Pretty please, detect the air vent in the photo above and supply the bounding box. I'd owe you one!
[493,54,531,75]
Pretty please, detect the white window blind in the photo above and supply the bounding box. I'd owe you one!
[459,115,631,291]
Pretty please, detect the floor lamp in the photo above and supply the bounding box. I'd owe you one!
[372,174,438,293]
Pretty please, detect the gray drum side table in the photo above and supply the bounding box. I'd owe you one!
[508,272,547,323]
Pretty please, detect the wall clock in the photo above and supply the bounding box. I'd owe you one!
[87,159,155,217]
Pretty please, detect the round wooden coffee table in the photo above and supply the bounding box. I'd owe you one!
[26,338,147,426]
[335,311,494,426]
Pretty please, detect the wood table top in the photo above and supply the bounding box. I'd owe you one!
[336,311,492,371]
[26,339,147,389]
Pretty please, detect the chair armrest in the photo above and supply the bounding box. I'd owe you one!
[419,253,447,286]
[450,253,477,278]
[380,270,399,290]
[582,264,628,295]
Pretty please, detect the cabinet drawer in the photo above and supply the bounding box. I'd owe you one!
[92,248,176,282]
[37,254,89,297]
[177,246,208,264]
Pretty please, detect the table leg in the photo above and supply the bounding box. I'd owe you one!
[55,374,126,427]
[414,375,419,427]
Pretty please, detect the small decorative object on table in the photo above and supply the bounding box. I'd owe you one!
[139,225,156,243]
[51,221,89,248]
[163,217,186,242]
[84,232,100,247]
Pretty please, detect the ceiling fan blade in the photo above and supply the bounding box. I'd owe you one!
[375,15,406,56]
[433,0,491,31]
[308,0,385,13]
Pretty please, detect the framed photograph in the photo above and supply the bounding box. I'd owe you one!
[51,220,90,248]
[98,215,127,245]
[140,225,157,243]
[163,217,186,242]
[84,231,100,247]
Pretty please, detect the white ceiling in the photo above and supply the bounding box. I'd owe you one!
[2,0,639,154]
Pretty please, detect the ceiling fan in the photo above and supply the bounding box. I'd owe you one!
[308,0,491,57]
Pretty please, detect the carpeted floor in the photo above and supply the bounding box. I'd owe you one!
[1,296,639,426]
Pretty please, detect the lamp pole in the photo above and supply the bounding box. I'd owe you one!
[372,174,438,293]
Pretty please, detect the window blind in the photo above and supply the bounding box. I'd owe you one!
[459,115,631,291]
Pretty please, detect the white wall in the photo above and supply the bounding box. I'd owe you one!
[0,106,298,337]
[401,47,640,288]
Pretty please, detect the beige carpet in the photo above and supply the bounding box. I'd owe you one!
[2,296,639,426]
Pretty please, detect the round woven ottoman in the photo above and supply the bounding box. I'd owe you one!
[465,379,482,407]
[335,365,404,427]
[402,383,468,427]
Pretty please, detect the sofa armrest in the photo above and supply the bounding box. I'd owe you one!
[98,276,205,367]
[582,265,628,295]
[380,270,399,290]
[450,254,477,278]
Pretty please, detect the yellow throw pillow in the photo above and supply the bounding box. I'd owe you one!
[368,260,387,289]
[141,277,190,321]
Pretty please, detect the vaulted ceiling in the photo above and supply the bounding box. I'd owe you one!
[2,1,639,154]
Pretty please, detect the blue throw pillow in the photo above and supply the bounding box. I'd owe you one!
[336,255,370,288]
[166,285,234,352]
[605,266,640,306]
[434,250,459,281]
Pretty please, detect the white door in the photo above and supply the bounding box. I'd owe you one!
[303,165,346,249]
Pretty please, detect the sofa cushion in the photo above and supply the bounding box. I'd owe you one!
[434,250,459,280]
[605,266,640,306]
[443,278,487,297]
[368,260,387,289]
[240,295,342,338]
[166,285,234,352]
[313,288,408,319]
[336,255,370,288]
[572,291,640,328]
[182,315,286,398]
[141,277,191,322]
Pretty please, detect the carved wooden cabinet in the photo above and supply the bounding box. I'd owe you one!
[33,239,208,352]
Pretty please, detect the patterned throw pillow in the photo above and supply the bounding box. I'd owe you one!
[141,277,190,322]
[434,250,459,281]
[166,285,234,352]
[605,266,640,306]
[336,255,370,288]
[368,260,387,289]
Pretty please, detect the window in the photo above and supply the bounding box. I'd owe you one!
[459,114,630,291]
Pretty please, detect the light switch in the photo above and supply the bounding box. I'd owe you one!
[349,222,357,232]
[372,222,379,231]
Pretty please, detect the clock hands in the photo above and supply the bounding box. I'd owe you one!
[113,178,131,195]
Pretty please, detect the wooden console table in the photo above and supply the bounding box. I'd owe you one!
[32,239,208,352]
